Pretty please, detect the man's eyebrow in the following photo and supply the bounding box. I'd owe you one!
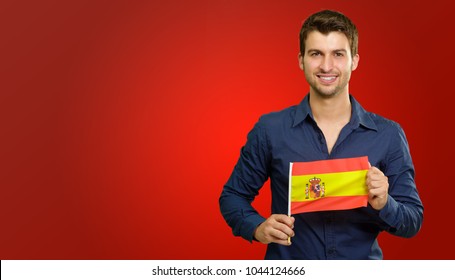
[306,48,348,53]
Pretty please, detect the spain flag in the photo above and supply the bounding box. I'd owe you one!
[289,156,369,214]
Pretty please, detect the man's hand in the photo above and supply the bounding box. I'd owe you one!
[366,165,389,210]
[254,214,295,246]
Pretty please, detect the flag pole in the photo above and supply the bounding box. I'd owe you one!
[288,162,293,244]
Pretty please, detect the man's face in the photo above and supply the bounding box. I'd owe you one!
[299,31,359,98]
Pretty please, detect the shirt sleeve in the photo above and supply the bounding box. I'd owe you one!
[219,120,271,242]
[378,124,424,238]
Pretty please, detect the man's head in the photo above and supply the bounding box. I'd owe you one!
[299,10,358,59]
[298,10,360,98]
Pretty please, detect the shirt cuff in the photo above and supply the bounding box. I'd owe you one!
[378,194,399,228]
[243,214,266,243]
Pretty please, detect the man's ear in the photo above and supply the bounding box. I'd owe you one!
[298,52,304,71]
[352,53,360,71]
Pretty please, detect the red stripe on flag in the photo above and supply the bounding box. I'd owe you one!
[290,195,368,214]
[292,156,369,176]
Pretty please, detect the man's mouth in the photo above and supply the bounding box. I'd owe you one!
[317,74,338,83]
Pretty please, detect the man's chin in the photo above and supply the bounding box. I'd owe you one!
[313,88,340,99]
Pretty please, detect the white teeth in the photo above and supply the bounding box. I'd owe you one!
[320,76,335,81]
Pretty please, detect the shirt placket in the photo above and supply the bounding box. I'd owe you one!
[324,212,337,259]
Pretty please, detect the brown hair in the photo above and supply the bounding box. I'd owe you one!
[299,10,358,57]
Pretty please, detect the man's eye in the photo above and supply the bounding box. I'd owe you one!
[335,52,344,57]
[311,52,320,56]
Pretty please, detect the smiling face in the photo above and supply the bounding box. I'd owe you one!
[299,31,359,98]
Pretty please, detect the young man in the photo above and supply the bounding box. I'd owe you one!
[219,10,423,259]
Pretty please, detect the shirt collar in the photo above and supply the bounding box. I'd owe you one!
[292,94,377,131]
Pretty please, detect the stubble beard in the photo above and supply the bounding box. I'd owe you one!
[312,83,344,99]
[304,67,352,99]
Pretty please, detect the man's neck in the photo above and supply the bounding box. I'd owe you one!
[309,92,351,124]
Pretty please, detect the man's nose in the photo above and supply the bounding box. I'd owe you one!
[320,56,334,72]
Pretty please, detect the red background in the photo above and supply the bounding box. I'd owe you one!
[0,0,452,259]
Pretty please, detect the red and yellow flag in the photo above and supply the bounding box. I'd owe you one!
[289,156,369,214]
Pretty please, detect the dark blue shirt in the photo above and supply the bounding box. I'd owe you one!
[219,94,423,259]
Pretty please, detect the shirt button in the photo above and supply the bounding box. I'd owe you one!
[328,248,336,255]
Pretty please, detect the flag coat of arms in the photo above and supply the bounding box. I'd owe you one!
[288,156,369,214]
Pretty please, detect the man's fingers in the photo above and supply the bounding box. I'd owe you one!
[367,167,387,188]
[273,214,295,227]
[268,215,294,238]
[268,228,294,246]
[369,188,384,197]
[259,226,292,245]
[365,166,389,210]
[270,228,291,241]
[274,220,295,238]
[367,178,384,189]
